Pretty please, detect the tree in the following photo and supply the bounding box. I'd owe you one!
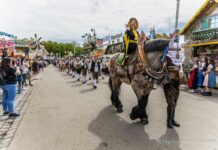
[42,41,83,57]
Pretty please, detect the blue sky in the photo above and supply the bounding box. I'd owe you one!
[0,0,205,43]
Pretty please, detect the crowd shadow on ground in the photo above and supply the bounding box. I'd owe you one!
[88,106,182,150]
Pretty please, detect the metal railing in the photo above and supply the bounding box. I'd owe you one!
[188,28,218,40]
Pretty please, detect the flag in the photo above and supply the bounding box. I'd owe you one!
[96,39,103,46]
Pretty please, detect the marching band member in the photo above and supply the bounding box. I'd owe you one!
[71,57,76,78]
[74,57,82,82]
[81,57,89,84]
[88,57,93,80]
[90,56,101,89]
[100,59,105,80]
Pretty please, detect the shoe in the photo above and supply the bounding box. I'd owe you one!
[30,84,33,86]
[202,92,210,96]
[9,113,20,118]
[89,78,91,80]
[82,81,86,84]
[77,79,80,82]
[189,89,195,93]
[93,85,97,89]
[3,112,9,116]
[172,119,180,127]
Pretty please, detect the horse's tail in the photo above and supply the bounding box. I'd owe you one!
[108,77,113,92]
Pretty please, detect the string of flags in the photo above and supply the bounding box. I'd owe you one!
[101,33,123,42]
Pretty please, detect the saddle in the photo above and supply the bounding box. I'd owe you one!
[115,36,148,66]
[115,52,137,66]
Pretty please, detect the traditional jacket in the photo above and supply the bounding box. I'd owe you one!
[90,61,101,73]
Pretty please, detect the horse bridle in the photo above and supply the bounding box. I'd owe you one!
[138,41,169,85]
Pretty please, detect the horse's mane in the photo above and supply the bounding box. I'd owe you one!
[143,39,170,53]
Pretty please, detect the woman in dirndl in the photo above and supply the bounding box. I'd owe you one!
[202,59,216,96]
[188,58,198,93]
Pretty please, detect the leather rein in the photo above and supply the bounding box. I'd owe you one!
[137,40,169,83]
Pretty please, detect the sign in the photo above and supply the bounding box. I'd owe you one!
[0,40,15,52]
[0,40,15,48]
[0,40,16,56]
[0,31,17,38]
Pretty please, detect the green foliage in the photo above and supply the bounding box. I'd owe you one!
[43,41,83,57]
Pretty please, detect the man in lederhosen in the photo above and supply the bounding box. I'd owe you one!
[90,56,101,89]
[74,57,82,82]
[81,57,89,84]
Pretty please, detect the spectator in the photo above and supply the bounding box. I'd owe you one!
[1,57,20,117]
[188,58,198,93]
[197,63,204,93]
[21,60,29,89]
[202,59,217,96]
[16,63,23,94]
[183,63,190,80]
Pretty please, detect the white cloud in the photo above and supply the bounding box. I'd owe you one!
[0,0,205,43]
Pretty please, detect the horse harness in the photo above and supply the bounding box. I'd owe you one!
[134,40,173,87]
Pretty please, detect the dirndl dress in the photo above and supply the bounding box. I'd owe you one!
[208,71,216,88]
[197,70,203,87]
[203,64,216,88]
[203,73,209,87]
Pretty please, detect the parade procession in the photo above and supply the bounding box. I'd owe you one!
[0,0,218,150]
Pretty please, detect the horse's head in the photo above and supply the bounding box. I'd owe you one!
[143,39,170,71]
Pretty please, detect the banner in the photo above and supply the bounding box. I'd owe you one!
[0,40,16,55]
[0,31,17,39]
[0,40,15,51]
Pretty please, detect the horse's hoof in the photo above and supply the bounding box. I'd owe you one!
[117,108,123,113]
[130,113,138,120]
[167,122,174,129]
[172,120,180,127]
[141,118,149,125]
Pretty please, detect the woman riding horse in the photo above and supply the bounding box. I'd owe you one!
[109,37,180,129]
[122,18,140,65]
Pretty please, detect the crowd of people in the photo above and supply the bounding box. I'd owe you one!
[54,55,109,89]
[183,57,217,96]
[0,49,48,118]
[54,53,217,97]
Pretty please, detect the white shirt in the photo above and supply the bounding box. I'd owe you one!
[94,64,99,73]
[22,63,29,74]
[208,64,214,69]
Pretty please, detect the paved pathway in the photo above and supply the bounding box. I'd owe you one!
[5,65,218,150]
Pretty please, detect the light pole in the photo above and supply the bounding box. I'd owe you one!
[175,0,181,31]
[174,0,181,60]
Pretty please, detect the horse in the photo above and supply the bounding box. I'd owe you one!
[108,38,180,129]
